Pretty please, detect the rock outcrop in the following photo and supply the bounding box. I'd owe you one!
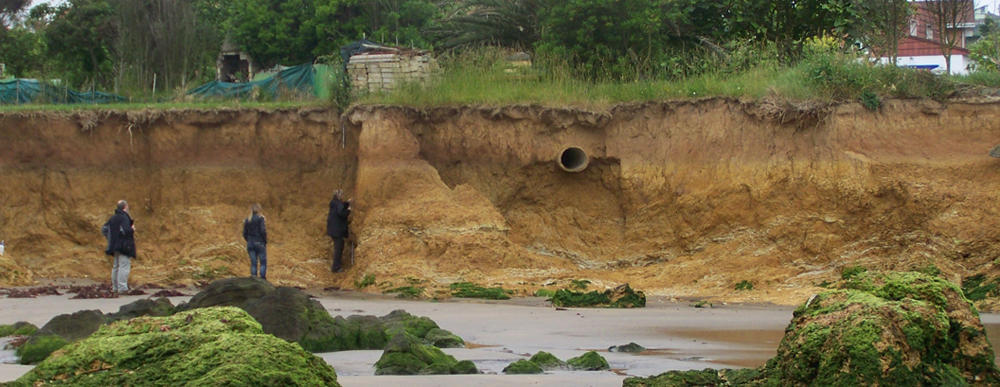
[625,271,1000,386]
[11,307,340,386]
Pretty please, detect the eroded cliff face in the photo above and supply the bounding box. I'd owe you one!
[2,100,999,305]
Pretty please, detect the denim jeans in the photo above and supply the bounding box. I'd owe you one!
[111,253,131,292]
[247,241,267,279]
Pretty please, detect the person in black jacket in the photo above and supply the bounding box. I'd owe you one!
[326,190,351,273]
[104,200,136,293]
[242,203,268,280]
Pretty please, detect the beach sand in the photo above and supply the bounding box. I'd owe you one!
[2,290,998,386]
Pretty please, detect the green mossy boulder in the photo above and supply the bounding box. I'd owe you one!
[629,271,1000,386]
[0,322,37,337]
[623,368,761,386]
[176,277,276,311]
[106,297,174,322]
[15,309,107,364]
[762,271,1000,386]
[424,328,464,348]
[381,309,439,339]
[503,359,544,374]
[374,332,479,375]
[529,351,566,369]
[179,279,461,352]
[609,342,645,352]
[567,351,610,370]
[10,307,340,386]
[449,282,511,300]
[550,284,645,308]
[15,335,68,365]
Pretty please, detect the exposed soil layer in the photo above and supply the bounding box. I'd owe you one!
[3,99,1000,307]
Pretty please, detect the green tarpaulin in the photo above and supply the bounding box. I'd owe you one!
[186,63,320,100]
[0,79,126,104]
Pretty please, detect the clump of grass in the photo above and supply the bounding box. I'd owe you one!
[449,282,511,300]
[385,286,424,299]
[841,266,868,280]
[355,274,376,289]
[570,279,591,290]
[735,280,754,291]
[962,274,1000,301]
[691,300,713,308]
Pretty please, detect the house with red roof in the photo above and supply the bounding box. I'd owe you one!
[880,0,978,74]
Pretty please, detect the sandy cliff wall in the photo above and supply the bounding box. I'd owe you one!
[2,100,999,305]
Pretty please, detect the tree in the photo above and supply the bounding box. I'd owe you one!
[110,0,221,93]
[970,19,1000,71]
[536,0,730,80]
[224,0,321,68]
[0,0,28,31]
[924,0,975,74]
[37,0,117,88]
[724,0,856,60]
[429,0,544,50]
[853,0,913,64]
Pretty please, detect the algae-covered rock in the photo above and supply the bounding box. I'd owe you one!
[176,277,276,311]
[760,271,1000,385]
[503,359,543,374]
[529,351,566,369]
[374,332,479,375]
[15,335,68,365]
[178,278,462,353]
[15,309,107,364]
[550,284,645,308]
[567,351,610,370]
[623,368,760,387]
[11,307,340,386]
[0,322,37,337]
[609,342,645,352]
[35,309,106,342]
[627,271,1000,386]
[381,309,439,339]
[449,282,511,300]
[424,328,464,348]
[106,297,174,322]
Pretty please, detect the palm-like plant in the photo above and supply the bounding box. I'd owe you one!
[430,0,544,50]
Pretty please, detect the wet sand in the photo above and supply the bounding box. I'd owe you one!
[2,291,999,386]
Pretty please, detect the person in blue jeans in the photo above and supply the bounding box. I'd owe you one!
[242,203,267,280]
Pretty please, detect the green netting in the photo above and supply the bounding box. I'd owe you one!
[186,63,317,100]
[0,79,126,104]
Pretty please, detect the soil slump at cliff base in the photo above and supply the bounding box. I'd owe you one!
[2,99,1000,307]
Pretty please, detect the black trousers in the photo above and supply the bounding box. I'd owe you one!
[332,237,345,271]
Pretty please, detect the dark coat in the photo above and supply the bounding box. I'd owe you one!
[105,209,136,258]
[243,214,267,244]
[326,199,350,238]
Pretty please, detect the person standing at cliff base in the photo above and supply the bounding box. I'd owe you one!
[242,203,268,280]
[104,200,136,293]
[326,190,351,273]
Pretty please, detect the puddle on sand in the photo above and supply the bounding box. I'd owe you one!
[661,328,786,368]
[1,337,20,364]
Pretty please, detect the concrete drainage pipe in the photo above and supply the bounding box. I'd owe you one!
[558,146,589,172]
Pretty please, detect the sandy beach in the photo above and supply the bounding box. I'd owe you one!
[2,290,999,386]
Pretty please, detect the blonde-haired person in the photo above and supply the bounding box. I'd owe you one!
[242,203,267,280]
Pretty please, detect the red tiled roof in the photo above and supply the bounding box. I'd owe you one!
[897,36,970,57]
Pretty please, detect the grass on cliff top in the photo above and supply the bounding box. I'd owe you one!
[355,47,1000,109]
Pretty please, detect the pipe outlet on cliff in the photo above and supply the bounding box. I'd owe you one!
[558,146,589,172]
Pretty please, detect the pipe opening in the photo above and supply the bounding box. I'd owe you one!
[558,147,589,172]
